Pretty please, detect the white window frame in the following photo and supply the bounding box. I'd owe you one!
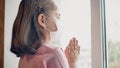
[4,0,107,68]
[91,0,107,68]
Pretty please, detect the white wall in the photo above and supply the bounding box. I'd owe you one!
[4,0,21,68]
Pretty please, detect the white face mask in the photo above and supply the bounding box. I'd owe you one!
[49,20,61,47]
[45,17,62,47]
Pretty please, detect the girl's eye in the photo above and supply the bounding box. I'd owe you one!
[56,14,61,20]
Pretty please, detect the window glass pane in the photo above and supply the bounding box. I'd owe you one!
[4,0,91,68]
[60,0,91,68]
[105,0,120,68]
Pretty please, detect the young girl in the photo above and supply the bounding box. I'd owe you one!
[10,0,80,68]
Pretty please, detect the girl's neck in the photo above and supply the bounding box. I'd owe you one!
[43,31,51,43]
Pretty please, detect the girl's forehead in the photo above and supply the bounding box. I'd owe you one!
[53,0,61,12]
[48,0,61,16]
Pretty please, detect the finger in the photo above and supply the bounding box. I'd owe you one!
[77,45,80,54]
[74,38,78,46]
[73,37,76,45]
[76,40,78,46]
[72,38,76,50]
[68,39,72,46]
[72,38,75,51]
[72,38,77,55]
[75,39,78,49]
[70,39,74,49]
[66,46,71,54]
[67,47,71,54]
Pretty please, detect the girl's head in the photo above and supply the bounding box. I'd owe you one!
[11,0,61,57]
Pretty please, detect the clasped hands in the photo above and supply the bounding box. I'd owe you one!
[65,37,80,64]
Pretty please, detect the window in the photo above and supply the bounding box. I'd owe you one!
[60,0,91,68]
[105,0,120,68]
[5,0,92,68]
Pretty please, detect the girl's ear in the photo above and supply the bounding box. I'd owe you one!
[38,14,46,29]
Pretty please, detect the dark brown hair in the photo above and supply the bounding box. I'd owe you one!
[10,0,56,57]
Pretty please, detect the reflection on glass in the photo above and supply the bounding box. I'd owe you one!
[105,0,120,68]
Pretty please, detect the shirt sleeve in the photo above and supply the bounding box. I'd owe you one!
[53,47,70,68]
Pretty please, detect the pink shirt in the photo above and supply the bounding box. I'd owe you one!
[18,44,69,68]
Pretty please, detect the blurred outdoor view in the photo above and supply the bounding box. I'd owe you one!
[105,0,120,68]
